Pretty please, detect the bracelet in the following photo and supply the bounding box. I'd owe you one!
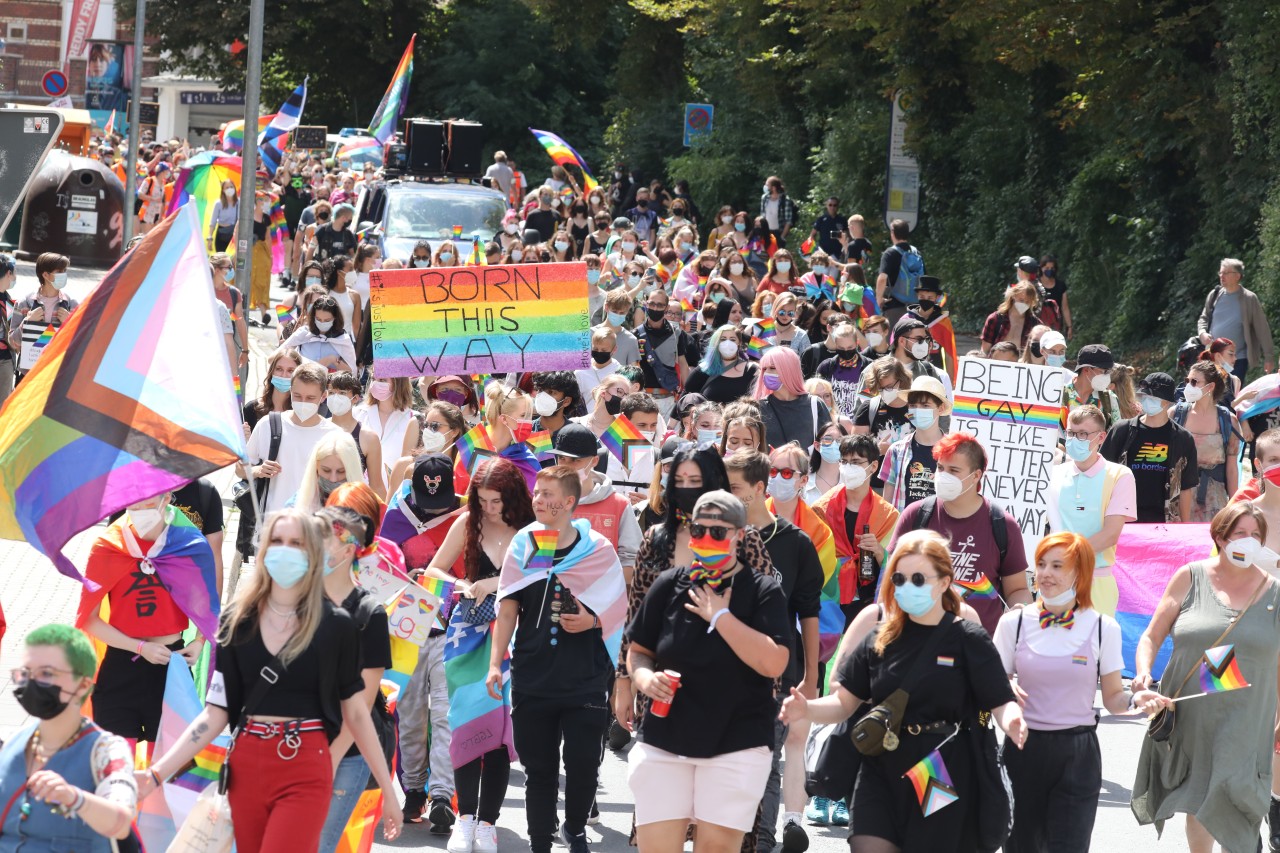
[1125,691,1138,712]
[150,767,164,788]
[707,608,731,634]
[136,640,146,656]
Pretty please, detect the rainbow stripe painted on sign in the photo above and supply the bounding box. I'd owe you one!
[370,262,591,377]
[903,749,959,816]
[529,529,559,571]
[1200,644,1249,694]
[33,326,55,349]
[951,394,1062,429]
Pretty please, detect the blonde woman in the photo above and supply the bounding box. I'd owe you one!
[576,374,633,438]
[291,431,363,512]
[454,382,540,495]
[770,292,810,354]
[980,281,1041,353]
[358,376,420,481]
[136,509,403,853]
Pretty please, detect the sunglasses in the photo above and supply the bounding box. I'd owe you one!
[776,310,796,319]
[690,523,735,540]
[770,467,799,480]
[891,572,941,588]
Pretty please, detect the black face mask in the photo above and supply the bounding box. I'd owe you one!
[591,350,612,365]
[916,298,937,312]
[646,307,667,323]
[15,680,73,720]
[636,200,649,209]
[604,396,623,415]
[1042,268,1056,279]
[672,486,700,516]
[1029,340,1043,358]
[834,349,857,363]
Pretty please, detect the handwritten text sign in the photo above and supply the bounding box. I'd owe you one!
[949,357,1066,560]
[369,261,591,377]
[387,581,445,647]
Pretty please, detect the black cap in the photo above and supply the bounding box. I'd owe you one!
[549,423,602,460]
[1138,372,1177,403]
[521,228,542,247]
[893,315,926,337]
[411,453,458,512]
[660,436,690,464]
[916,275,943,294]
[1015,255,1040,274]
[673,392,707,421]
[1075,344,1114,370]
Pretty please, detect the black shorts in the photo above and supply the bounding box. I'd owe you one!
[92,640,185,741]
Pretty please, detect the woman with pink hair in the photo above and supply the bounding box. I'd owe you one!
[754,345,832,450]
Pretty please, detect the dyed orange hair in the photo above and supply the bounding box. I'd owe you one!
[1034,532,1095,610]
[325,482,386,550]
[874,530,962,655]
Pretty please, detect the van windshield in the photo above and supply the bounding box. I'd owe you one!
[385,188,506,242]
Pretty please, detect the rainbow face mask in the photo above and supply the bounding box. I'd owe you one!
[689,533,735,572]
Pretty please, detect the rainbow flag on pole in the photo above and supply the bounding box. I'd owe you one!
[903,749,959,816]
[600,413,647,468]
[154,657,231,825]
[529,528,559,571]
[1199,644,1250,694]
[525,430,554,461]
[467,236,486,266]
[368,35,415,144]
[454,424,498,474]
[528,128,599,192]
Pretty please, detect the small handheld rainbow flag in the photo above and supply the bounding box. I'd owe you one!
[680,298,697,314]
[800,236,816,255]
[754,318,777,341]
[745,336,770,360]
[1199,644,1249,694]
[452,225,464,240]
[525,430,554,461]
[529,528,559,571]
[903,749,959,816]
[455,424,497,474]
[955,574,1000,601]
[418,575,457,603]
[232,374,242,406]
[467,236,486,266]
[274,303,293,323]
[601,413,648,469]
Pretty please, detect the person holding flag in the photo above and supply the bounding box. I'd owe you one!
[1131,502,1280,853]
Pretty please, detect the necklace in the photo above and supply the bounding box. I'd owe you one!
[28,719,87,769]
[758,519,780,545]
[266,598,297,618]
[816,470,838,492]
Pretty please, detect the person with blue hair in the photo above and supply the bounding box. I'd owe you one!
[684,324,759,404]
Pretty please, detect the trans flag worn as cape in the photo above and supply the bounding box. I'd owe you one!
[498,518,627,665]
[0,205,247,585]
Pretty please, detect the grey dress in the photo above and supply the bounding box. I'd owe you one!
[1131,560,1280,853]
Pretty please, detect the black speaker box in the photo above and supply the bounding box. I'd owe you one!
[405,120,445,175]
[446,120,484,177]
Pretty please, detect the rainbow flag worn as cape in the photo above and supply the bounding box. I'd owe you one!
[601,414,646,469]
[1200,644,1250,694]
[444,599,516,769]
[499,519,627,663]
[0,205,246,583]
[368,36,416,144]
[903,748,959,816]
[528,128,599,192]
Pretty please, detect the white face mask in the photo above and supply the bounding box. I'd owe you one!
[840,463,868,490]
[1224,536,1261,569]
[554,241,569,252]
[420,428,447,453]
[933,471,969,502]
[504,223,518,234]
[910,341,930,360]
[534,391,560,417]
[1089,372,1112,392]
[769,474,798,502]
[718,340,739,360]
[292,400,320,420]
[326,394,352,416]
[511,250,524,262]
[621,241,637,253]
[344,270,356,286]
[880,388,900,404]
[223,188,234,198]
[721,215,733,225]
[1256,546,1280,576]
[316,319,334,333]
[127,507,165,536]
[866,332,884,348]
[639,429,657,445]
[1013,301,1031,315]
[729,262,744,276]
[1040,586,1077,607]
[775,261,792,273]
[1182,384,1204,403]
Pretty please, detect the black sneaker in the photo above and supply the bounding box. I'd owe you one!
[607,719,632,751]
[430,797,456,834]
[561,825,590,853]
[402,790,427,824]
[782,818,810,853]
[1269,796,1280,852]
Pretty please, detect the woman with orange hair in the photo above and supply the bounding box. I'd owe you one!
[781,529,1025,852]
[991,532,1146,853]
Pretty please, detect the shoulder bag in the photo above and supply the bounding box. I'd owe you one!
[232,411,283,557]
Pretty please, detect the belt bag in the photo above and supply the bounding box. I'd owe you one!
[851,612,957,756]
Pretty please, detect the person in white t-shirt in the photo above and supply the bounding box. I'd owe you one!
[578,327,621,412]
[242,362,339,514]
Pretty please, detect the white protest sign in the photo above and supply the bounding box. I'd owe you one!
[949,357,1065,559]
[355,559,409,606]
[386,580,450,647]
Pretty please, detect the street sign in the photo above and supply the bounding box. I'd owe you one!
[683,103,714,147]
[884,91,920,230]
[0,109,66,235]
[41,70,69,98]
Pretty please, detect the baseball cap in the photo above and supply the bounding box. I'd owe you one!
[673,392,707,421]
[1039,330,1067,352]
[659,436,690,464]
[549,423,602,460]
[1015,256,1040,274]
[893,315,927,338]
[1138,372,1177,403]
[1076,344,1114,370]
[611,217,633,230]
[909,375,949,409]
[692,490,747,528]
[411,453,457,512]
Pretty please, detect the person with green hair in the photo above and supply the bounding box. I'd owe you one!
[0,623,139,849]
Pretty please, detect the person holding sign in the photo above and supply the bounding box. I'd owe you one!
[1131,502,1280,853]
[1046,405,1137,617]
[889,433,1032,634]
[8,253,77,379]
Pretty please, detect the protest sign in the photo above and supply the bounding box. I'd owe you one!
[354,560,409,606]
[386,580,447,647]
[949,357,1065,559]
[369,261,591,377]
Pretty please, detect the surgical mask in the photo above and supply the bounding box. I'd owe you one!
[511,250,524,261]
[504,223,518,234]
[225,266,236,282]
[270,376,293,393]
[318,476,343,500]
[127,507,164,536]
[679,242,694,255]
[577,466,593,488]
[306,276,322,287]
[224,188,234,198]
[697,429,722,445]
[909,408,936,431]
[1140,396,1165,417]
[880,388,900,404]
[1040,586,1077,607]
[1046,353,1067,368]
[711,292,726,304]
[812,265,827,277]
[316,319,334,333]
[323,547,350,576]
[292,400,320,420]
[344,270,356,286]
[629,274,643,287]
[734,222,746,232]
[1013,301,1031,315]
[439,251,454,262]
[769,474,798,502]
[762,373,783,392]
[840,463,867,490]
[621,241,637,253]
[263,545,310,588]
[534,392,561,417]
[1182,384,1204,403]
[52,272,68,289]
[730,262,744,276]
[933,471,968,502]
[369,380,393,401]
[894,582,938,617]
[819,443,842,465]
[326,394,352,416]
[718,340,739,360]
[587,269,601,285]
[639,429,656,445]
[775,261,792,273]
[1065,436,1094,463]
[866,332,884,348]
[1090,372,1112,392]
[412,258,430,268]
[14,680,72,720]
[910,341,930,360]
[554,240,570,252]
[721,215,733,225]
[1224,536,1261,569]
[421,427,447,453]
[607,311,627,327]
[508,418,535,444]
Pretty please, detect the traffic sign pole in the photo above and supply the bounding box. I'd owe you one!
[122,0,145,248]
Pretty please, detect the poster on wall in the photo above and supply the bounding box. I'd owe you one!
[84,41,131,131]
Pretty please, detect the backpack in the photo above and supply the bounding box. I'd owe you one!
[890,244,925,304]
[1172,402,1243,451]
[910,495,1010,563]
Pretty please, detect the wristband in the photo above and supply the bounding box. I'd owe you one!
[1125,691,1137,712]
[707,608,731,634]
[150,767,164,788]
[137,640,146,656]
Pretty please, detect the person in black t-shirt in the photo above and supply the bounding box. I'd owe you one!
[1100,372,1198,523]
[840,214,873,266]
[627,491,789,853]
[635,290,695,413]
[806,197,846,257]
[781,529,1025,852]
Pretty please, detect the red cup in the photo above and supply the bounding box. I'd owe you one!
[649,670,682,718]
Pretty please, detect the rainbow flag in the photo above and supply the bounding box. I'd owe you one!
[103,109,116,138]
[454,424,498,474]
[232,373,242,406]
[955,574,999,601]
[417,575,456,603]
[33,325,55,349]
[903,749,959,816]
[754,318,777,341]
[335,789,383,853]
[951,393,1062,430]
[601,413,647,468]
[166,151,243,255]
[467,236,486,266]
[799,236,815,255]
[529,528,559,571]
[680,298,696,313]
[1199,644,1250,694]
[928,314,957,382]
[368,35,415,144]
[656,261,683,286]
[452,225,463,240]
[528,128,599,192]
[219,114,275,153]
[745,336,770,360]
[274,303,293,323]
[336,137,382,162]
[525,430,554,461]
[0,205,246,583]
[444,603,515,772]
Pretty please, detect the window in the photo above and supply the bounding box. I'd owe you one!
[5,24,27,43]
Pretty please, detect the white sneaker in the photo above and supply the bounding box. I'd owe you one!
[447,815,477,853]
[473,822,498,853]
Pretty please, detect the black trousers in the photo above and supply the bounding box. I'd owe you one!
[454,748,511,824]
[511,690,609,847]
[1001,727,1101,853]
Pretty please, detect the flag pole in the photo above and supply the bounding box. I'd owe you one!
[1171,685,1251,703]
[234,0,264,318]
[121,0,145,248]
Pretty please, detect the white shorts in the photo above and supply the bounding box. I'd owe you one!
[627,740,772,831]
